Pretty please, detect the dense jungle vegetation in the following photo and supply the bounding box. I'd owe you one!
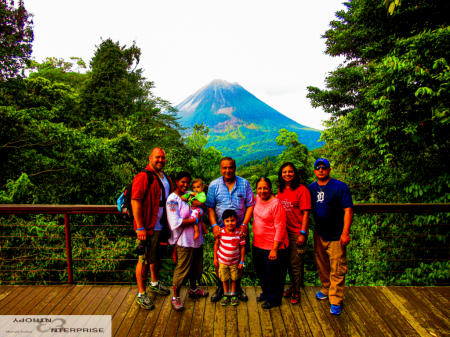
[0,0,449,286]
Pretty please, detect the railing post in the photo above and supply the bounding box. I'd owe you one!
[64,213,74,285]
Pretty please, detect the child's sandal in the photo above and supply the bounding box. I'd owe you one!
[290,291,300,304]
[283,286,293,298]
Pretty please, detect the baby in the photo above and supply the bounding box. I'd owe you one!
[181,178,209,240]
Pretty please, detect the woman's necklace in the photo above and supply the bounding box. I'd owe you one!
[317,179,330,203]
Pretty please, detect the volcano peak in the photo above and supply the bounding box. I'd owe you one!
[208,79,236,86]
[176,80,322,164]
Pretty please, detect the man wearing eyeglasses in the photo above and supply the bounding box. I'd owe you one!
[308,158,353,316]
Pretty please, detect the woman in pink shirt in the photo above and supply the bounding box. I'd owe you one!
[277,162,311,304]
[253,177,289,309]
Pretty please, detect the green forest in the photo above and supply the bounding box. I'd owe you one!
[0,0,449,286]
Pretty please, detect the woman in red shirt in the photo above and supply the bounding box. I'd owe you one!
[253,177,289,309]
[277,162,311,304]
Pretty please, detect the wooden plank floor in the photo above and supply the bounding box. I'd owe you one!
[1,285,450,336]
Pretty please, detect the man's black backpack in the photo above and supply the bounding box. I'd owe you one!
[117,169,154,222]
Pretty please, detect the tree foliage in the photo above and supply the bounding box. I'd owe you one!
[27,57,88,92]
[80,38,164,121]
[0,0,34,80]
[307,0,450,204]
[187,123,222,182]
[306,0,450,286]
[0,39,187,206]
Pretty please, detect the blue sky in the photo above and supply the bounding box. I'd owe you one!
[27,0,346,130]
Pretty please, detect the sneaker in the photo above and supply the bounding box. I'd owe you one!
[189,288,209,297]
[331,304,341,315]
[171,298,184,311]
[230,296,239,306]
[220,295,230,306]
[148,282,170,296]
[283,286,293,298]
[136,292,154,310]
[290,291,300,305]
[316,291,328,300]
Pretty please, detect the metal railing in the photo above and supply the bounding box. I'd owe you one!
[1,203,449,286]
[0,205,125,285]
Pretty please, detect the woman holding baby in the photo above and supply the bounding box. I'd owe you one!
[166,171,209,311]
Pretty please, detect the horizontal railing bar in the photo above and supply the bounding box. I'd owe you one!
[0,225,129,227]
[0,236,133,239]
[1,203,450,214]
[3,235,450,240]
[1,268,447,272]
[0,205,121,214]
[354,203,450,213]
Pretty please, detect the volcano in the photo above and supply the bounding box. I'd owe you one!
[176,79,322,164]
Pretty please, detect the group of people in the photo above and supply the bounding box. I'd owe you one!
[130,147,353,316]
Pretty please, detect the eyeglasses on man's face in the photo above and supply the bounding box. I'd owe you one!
[314,165,329,171]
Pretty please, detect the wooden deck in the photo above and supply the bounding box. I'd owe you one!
[1,285,450,336]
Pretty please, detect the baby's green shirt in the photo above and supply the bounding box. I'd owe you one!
[182,191,207,206]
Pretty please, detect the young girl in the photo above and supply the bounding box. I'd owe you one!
[181,178,209,240]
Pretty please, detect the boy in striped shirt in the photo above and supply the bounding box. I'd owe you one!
[213,209,246,306]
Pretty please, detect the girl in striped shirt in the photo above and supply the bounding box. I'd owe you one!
[213,209,246,306]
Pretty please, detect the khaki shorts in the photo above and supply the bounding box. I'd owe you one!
[219,262,239,282]
[136,230,161,265]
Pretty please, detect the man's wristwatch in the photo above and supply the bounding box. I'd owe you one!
[240,261,245,267]
[299,230,307,237]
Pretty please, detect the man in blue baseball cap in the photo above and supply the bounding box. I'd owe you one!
[308,158,353,316]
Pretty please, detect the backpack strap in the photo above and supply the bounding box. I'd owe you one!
[142,169,167,207]
[142,169,171,227]
[141,169,154,190]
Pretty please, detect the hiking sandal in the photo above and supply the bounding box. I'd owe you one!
[290,291,300,304]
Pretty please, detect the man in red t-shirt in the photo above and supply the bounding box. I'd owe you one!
[132,147,173,310]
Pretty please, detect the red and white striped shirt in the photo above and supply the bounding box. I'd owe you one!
[218,228,245,265]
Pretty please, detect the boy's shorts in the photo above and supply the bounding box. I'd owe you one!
[136,230,161,265]
[219,262,239,281]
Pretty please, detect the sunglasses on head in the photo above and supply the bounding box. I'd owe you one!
[314,165,329,170]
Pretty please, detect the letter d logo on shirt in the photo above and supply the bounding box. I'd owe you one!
[317,191,325,203]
